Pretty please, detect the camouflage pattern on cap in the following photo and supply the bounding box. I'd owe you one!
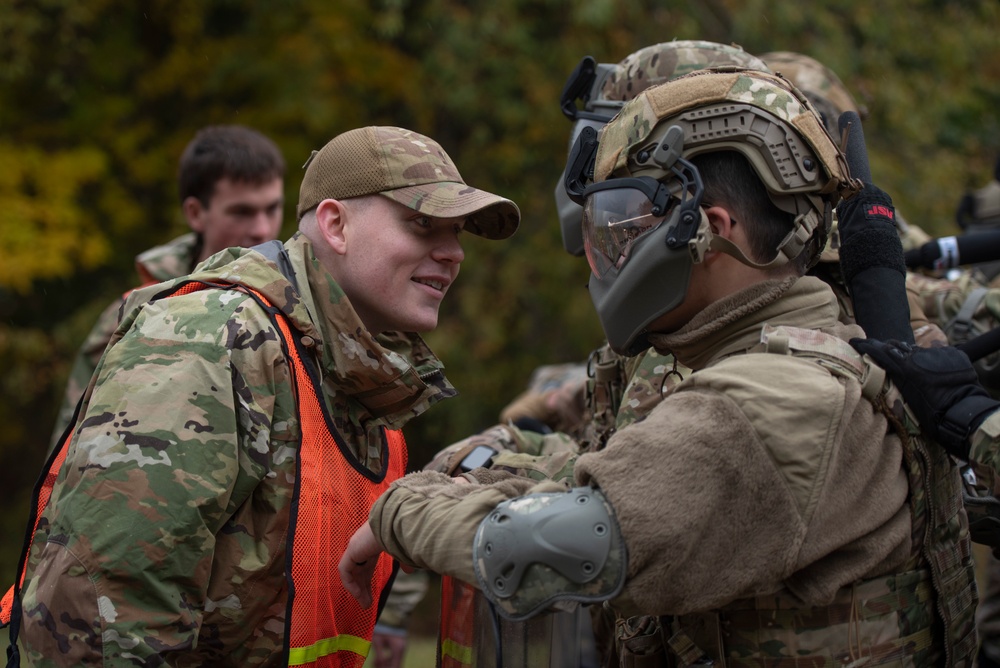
[297,126,519,239]
[600,41,770,103]
[759,51,866,137]
[558,41,770,257]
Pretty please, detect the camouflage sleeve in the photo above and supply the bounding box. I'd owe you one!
[970,410,1000,495]
[906,281,950,347]
[498,363,588,435]
[18,289,293,665]
[49,296,125,449]
[487,438,579,484]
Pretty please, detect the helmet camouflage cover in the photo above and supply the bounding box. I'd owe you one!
[600,40,770,103]
[758,51,866,137]
[558,41,771,256]
[594,67,859,269]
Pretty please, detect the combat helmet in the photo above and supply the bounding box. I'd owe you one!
[956,155,1000,231]
[556,41,770,256]
[568,67,860,355]
[759,51,867,139]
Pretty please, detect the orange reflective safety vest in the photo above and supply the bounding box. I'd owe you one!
[439,577,478,667]
[2,280,407,668]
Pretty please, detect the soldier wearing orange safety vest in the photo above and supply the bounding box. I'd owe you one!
[2,125,519,667]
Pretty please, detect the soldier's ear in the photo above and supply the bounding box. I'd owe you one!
[183,196,207,233]
[315,199,348,255]
[704,205,734,238]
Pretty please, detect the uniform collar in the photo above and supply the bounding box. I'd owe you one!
[134,232,201,283]
[648,276,842,370]
[285,233,455,424]
[144,233,455,426]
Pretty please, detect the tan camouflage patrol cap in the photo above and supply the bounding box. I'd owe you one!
[297,126,520,239]
[600,40,770,102]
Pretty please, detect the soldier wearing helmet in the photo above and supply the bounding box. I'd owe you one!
[402,43,776,667]
[342,68,978,665]
[558,40,770,257]
[510,40,772,448]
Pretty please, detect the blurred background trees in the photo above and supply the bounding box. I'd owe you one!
[1,0,998,577]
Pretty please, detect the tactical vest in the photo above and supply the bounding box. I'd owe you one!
[580,345,681,454]
[580,343,626,453]
[2,278,406,667]
[614,325,978,667]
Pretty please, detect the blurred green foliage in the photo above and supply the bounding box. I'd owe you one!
[1,0,999,579]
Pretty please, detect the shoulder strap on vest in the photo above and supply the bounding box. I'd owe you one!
[946,286,990,344]
[758,324,890,407]
[581,346,627,452]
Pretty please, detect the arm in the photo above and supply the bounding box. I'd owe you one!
[19,291,285,664]
[850,338,1000,468]
[969,411,1000,493]
[423,423,582,484]
[573,388,807,615]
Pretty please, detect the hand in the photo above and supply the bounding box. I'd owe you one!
[851,338,1000,460]
[370,627,408,668]
[338,523,385,609]
[836,182,897,246]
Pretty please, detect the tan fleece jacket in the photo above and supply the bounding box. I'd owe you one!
[369,276,913,616]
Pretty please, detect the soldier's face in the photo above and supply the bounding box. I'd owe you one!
[336,195,465,334]
[185,177,284,261]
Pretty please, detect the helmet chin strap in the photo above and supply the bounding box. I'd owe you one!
[694,209,821,271]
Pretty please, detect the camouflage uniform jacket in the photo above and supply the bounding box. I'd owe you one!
[14,232,455,666]
[50,232,203,446]
[370,276,975,664]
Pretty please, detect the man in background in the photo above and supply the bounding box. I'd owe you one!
[50,124,285,445]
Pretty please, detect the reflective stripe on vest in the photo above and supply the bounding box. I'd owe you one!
[439,576,477,667]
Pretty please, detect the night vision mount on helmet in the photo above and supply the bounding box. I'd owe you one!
[566,67,860,355]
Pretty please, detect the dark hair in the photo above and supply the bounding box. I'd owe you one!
[691,151,809,274]
[177,125,285,206]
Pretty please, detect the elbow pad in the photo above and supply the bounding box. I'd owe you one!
[472,486,627,621]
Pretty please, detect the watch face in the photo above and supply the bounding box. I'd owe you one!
[459,445,497,472]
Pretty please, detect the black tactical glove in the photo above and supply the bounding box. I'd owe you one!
[850,338,1000,461]
[836,184,913,344]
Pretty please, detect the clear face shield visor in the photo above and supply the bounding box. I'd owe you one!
[582,173,695,278]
